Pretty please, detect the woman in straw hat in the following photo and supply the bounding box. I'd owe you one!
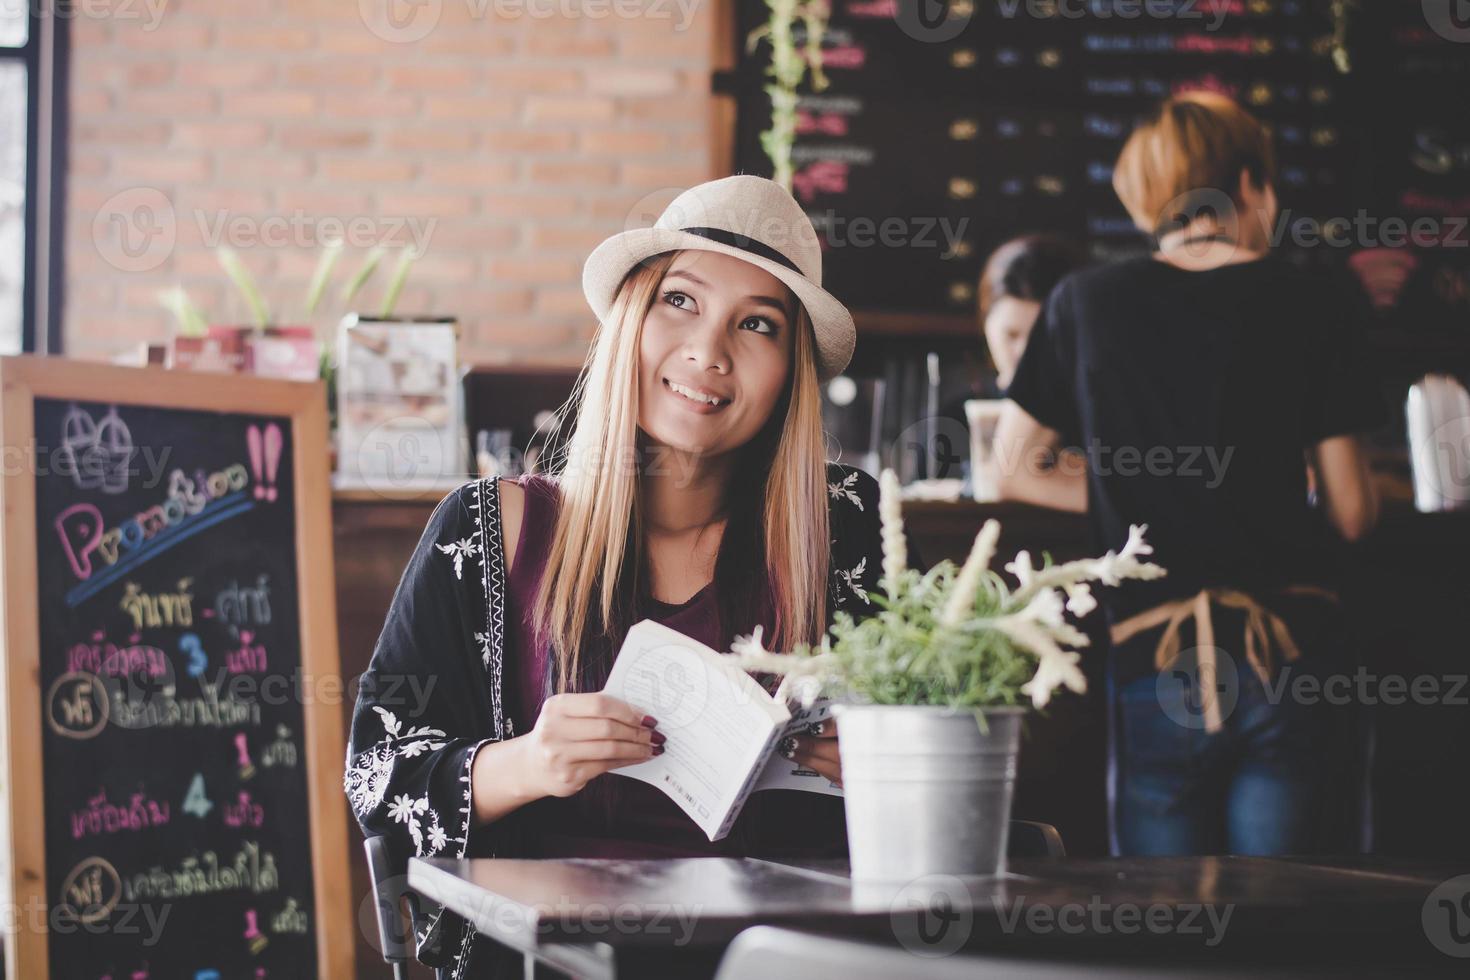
[345,175,885,977]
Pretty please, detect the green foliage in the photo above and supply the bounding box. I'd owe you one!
[815,562,1037,709]
[746,0,830,189]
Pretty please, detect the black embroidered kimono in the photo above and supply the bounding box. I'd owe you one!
[344,463,883,978]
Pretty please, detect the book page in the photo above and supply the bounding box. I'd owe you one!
[752,698,845,796]
[603,620,790,840]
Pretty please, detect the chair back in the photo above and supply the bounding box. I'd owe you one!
[364,835,438,980]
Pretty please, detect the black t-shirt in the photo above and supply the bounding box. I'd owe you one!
[1006,255,1386,629]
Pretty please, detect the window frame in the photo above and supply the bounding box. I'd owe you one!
[2,3,68,354]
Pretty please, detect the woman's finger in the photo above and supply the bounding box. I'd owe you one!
[558,715,659,746]
[803,758,842,786]
[552,692,659,731]
[777,735,842,786]
[790,736,840,768]
[562,737,663,763]
[789,744,842,786]
[803,717,838,738]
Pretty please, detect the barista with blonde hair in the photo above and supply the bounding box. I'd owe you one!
[996,93,1382,856]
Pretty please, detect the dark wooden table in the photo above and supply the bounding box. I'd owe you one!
[408,854,1470,978]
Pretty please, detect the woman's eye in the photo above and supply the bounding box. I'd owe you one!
[662,289,693,311]
[740,316,776,335]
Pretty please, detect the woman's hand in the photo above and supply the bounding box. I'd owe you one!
[779,717,842,788]
[519,693,664,800]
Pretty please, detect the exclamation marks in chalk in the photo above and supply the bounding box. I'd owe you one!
[246,422,283,502]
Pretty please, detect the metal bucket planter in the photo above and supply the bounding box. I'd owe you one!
[836,704,1024,882]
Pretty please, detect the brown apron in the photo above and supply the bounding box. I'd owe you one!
[1109,585,1339,733]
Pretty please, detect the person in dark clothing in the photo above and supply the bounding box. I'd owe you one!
[995,92,1383,856]
[980,235,1086,394]
[939,235,1085,487]
[343,176,885,979]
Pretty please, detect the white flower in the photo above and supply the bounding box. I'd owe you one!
[1010,525,1165,604]
[727,517,1164,718]
[1021,649,1088,709]
[387,794,417,825]
[435,537,480,580]
[1004,550,1036,590]
[1021,588,1066,629]
[373,705,402,737]
[427,823,449,852]
[731,625,768,659]
[398,739,432,758]
[837,557,869,604]
[1064,583,1096,617]
[940,519,999,627]
[990,615,1089,708]
[828,471,863,510]
[731,626,836,708]
[878,469,908,588]
[344,744,395,819]
[1121,523,1153,561]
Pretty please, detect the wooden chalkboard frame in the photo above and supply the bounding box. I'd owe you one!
[0,355,354,979]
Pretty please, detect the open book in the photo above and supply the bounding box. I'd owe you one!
[603,619,843,841]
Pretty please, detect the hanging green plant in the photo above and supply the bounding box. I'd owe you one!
[746,0,831,190]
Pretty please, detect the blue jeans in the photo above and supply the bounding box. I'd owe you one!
[1112,646,1335,857]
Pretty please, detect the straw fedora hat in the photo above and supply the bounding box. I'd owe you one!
[582,175,855,380]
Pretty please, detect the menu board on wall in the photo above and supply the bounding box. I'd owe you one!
[1344,3,1470,331]
[720,0,1456,322]
[0,357,353,979]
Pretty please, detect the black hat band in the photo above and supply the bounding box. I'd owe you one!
[679,226,801,275]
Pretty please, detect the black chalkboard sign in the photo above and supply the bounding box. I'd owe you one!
[720,0,1466,327]
[0,357,352,979]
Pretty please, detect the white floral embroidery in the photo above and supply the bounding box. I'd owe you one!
[343,706,451,836]
[837,556,870,604]
[388,793,423,825]
[828,470,863,510]
[388,791,446,856]
[435,536,480,580]
[474,631,493,668]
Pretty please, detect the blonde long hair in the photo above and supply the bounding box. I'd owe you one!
[535,251,830,692]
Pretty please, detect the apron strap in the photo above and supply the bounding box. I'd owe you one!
[1109,585,1338,733]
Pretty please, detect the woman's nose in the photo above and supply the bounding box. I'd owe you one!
[682,319,731,373]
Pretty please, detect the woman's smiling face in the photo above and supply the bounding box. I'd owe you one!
[637,250,796,458]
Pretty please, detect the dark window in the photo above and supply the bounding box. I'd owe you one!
[0,3,67,354]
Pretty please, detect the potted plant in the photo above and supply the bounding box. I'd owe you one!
[162,241,419,385]
[735,470,1165,881]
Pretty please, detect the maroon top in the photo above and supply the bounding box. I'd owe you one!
[503,474,848,860]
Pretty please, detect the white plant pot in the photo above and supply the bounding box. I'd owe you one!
[836,704,1024,882]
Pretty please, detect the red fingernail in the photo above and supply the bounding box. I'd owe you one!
[641,715,658,728]
[651,731,667,745]
[652,745,665,755]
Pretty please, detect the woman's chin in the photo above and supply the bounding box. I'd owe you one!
[639,420,732,460]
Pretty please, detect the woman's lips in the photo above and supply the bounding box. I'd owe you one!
[663,378,731,415]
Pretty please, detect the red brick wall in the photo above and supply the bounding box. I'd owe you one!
[68,0,718,365]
